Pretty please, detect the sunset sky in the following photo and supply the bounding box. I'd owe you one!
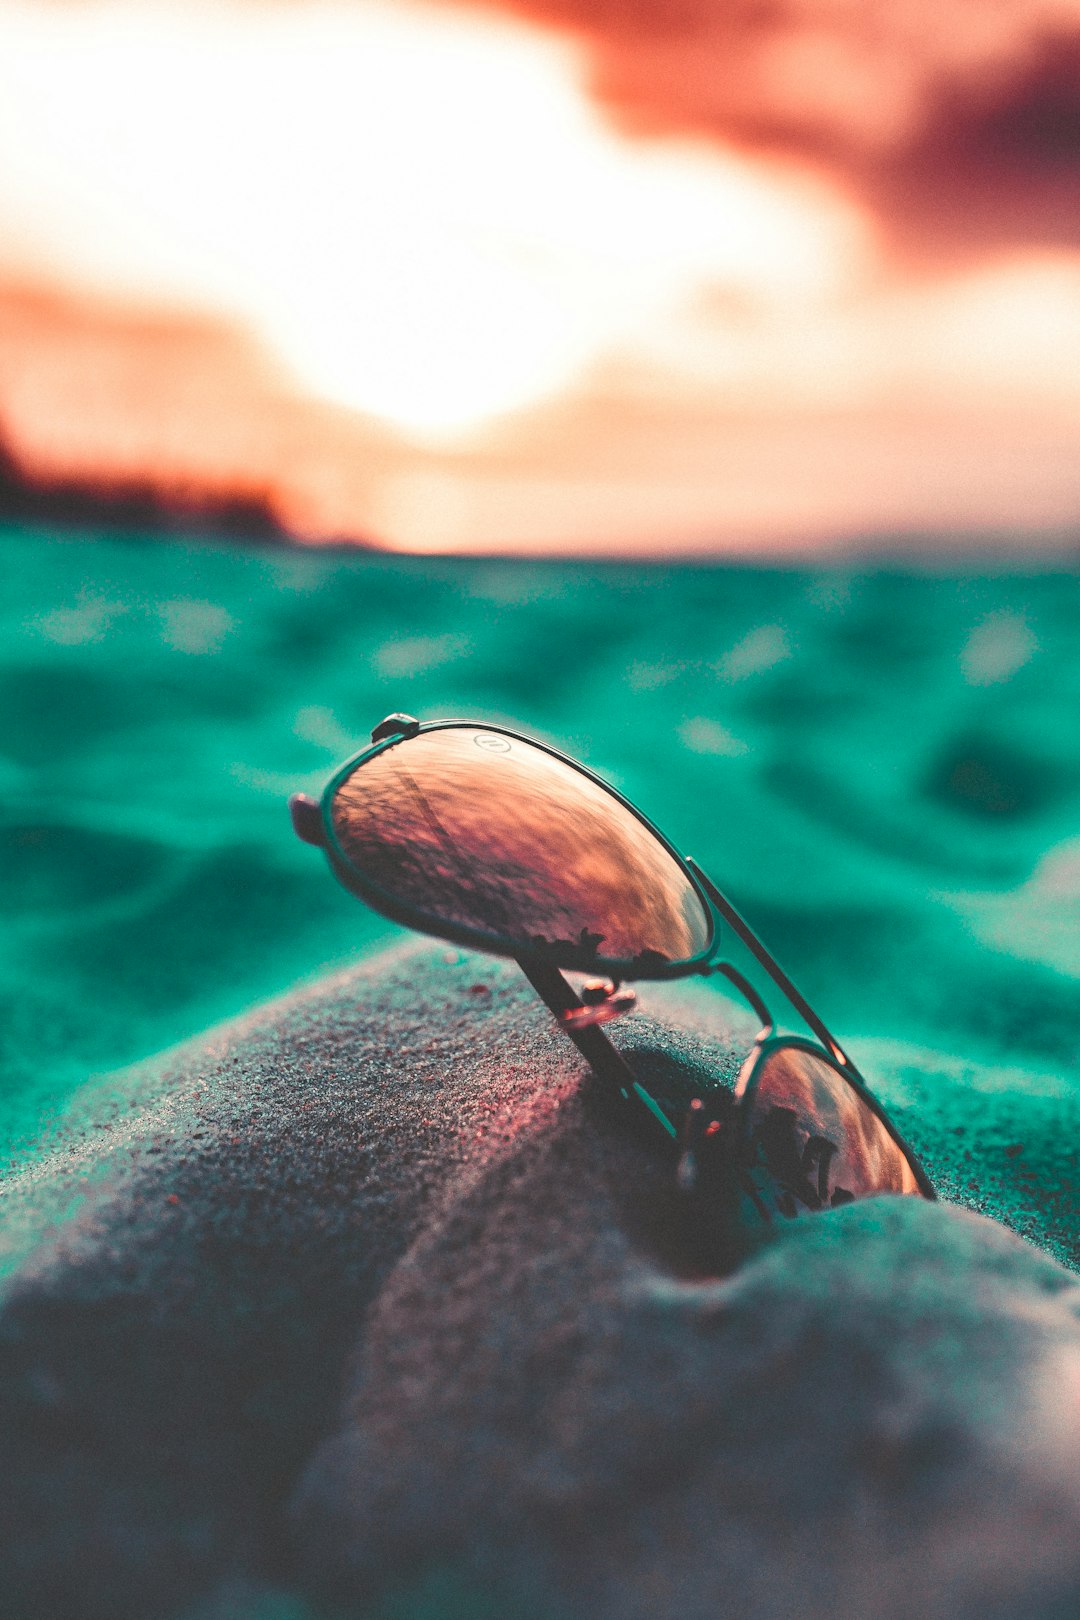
[1,0,1078,552]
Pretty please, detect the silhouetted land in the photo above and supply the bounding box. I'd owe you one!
[0,430,373,548]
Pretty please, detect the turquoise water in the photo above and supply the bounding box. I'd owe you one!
[4,525,1080,1162]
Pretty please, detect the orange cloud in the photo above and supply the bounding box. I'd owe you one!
[0,281,402,540]
[0,1,1077,556]
[439,0,1080,258]
[1,275,1079,555]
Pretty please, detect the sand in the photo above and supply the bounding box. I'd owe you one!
[4,941,1080,1620]
[7,527,1080,1164]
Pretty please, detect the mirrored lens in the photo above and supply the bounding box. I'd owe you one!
[330,727,711,970]
[735,1044,921,1223]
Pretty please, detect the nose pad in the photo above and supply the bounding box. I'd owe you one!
[558,982,637,1031]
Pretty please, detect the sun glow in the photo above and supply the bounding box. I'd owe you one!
[1,0,1078,551]
[0,0,863,441]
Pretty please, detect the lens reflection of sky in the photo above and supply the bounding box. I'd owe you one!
[740,1046,921,1223]
[331,727,711,968]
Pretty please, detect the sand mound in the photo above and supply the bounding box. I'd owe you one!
[3,943,1080,1620]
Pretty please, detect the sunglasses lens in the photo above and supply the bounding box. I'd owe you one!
[329,727,711,970]
[735,1045,922,1224]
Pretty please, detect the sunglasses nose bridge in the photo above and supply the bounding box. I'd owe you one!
[709,962,775,1042]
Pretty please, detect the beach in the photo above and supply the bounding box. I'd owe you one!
[4,944,1080,1618]
[3,524,1080,1615]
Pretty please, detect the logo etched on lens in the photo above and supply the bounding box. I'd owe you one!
[473,733,511,753]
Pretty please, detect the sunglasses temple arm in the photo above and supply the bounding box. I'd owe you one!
[515,955,678,1142]
[686,859,850,1069]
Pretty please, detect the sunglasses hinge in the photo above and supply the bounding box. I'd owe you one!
[370,712,421,744]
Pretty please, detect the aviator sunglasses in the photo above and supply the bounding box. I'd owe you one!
[290,715,934,1262]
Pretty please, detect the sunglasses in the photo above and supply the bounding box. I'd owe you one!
[290,715,934,1264]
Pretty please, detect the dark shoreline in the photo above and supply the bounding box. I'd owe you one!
[2,427,1079,565]
[0,431,376,551]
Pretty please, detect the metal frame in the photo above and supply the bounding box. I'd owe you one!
[291,715,935,1225]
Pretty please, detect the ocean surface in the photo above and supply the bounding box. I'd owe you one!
[4,526,1080,1232]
